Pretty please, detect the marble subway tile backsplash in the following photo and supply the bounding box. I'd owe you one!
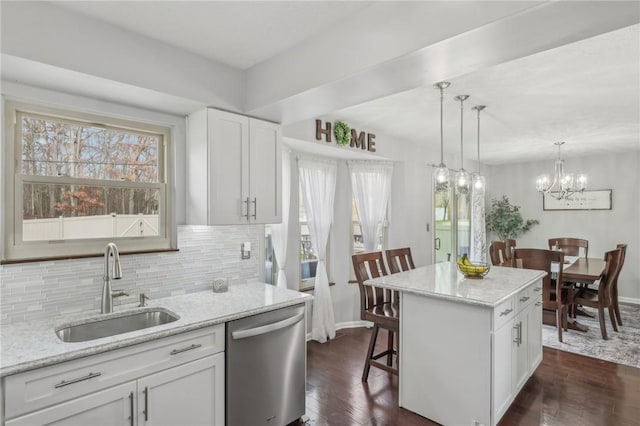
[0,225,263,325]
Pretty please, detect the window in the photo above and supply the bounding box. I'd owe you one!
[299,197,318,288]
[350,196,387,282]
[351,197,385,255]
[264,225,277,285]
[3,102,173,261]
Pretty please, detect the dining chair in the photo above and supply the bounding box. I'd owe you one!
[548,237,589,257]
[505,239,517,260]
[512,248,570,342]
[611,244,627,326]
[572,247,623,340]
[352,252,399,381]
[385,247,415,274]
[489,241,513,266]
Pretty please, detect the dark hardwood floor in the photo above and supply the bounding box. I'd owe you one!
[301,327,640,426]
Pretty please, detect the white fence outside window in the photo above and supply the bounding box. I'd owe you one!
[23,214,159,241]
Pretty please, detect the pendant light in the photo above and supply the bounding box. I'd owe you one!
[454,94,470,194]
[433,81,451,192]
[471,105,486,190]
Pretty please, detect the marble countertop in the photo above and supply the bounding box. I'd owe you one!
[365,262,546,308]
[0,282,312,377]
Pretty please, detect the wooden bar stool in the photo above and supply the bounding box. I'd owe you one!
[352,251,399,382]
[385,247,415,274]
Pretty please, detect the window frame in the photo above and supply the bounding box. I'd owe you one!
[2,101,174,262]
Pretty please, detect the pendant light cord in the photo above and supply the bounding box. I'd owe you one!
[439,86,444,164]
[460,99,464,167]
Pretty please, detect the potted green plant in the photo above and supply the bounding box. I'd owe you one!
[486,196,539,240]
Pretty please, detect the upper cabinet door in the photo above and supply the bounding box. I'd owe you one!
[187,109,281,225]
[207,109,250,225]
[248,118,281,224]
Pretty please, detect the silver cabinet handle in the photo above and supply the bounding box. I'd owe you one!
[170,343,202,355]
[54,372,101,388]
[500,308,513,317]
[519,296,530,302]
[535,301,542,307]
[251,197,257,220]
[243,197,250,221]
[129,392,134,426]
[232,312,304,340]
[533,287,542,292]
[513,322,522,346]
[143,386,149,421]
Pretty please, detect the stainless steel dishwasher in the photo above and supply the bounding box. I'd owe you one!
[226,303,306,426]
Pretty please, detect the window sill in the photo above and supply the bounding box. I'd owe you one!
[0,248,179,265]
[299,281,335,292]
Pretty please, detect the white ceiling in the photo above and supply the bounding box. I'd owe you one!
[17,2,640,164]
[321,24,640,165]
[54,1,373,69]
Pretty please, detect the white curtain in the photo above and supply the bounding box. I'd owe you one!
[298,155,337,343]
[348,160,394,252]
[271,149,291,289]
[470,182,487,262]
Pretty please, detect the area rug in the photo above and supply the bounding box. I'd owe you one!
[542,303,640,368]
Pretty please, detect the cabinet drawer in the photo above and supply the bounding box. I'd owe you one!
[515,285,534,312]
[4,324,224,419]
[530,281,543,299]
[494,297,515,330]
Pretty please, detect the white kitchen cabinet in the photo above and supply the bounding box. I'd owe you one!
[3,325,225,426]
[6,382,136,426]
[528,297,544,370]
[137,354,224,426]
[494,285,544,422]
[188,108,281,225]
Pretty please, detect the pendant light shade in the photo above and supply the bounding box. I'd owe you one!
[472,105,486,190]
[454,94,470,194]
[433,81,451,192]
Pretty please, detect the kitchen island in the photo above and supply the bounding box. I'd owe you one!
[366,262,546,426]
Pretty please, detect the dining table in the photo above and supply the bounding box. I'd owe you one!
[563,256,606,284]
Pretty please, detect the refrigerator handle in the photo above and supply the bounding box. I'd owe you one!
[231,312,304,340]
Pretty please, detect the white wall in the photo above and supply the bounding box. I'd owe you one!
[486,151,640,302]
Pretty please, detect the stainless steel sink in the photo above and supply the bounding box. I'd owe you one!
[56,308,180,342]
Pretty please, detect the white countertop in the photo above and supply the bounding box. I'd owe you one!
[0,282,312,377]
[365,262,546,308]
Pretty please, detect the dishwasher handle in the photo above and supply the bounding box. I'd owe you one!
[231,312,304,340]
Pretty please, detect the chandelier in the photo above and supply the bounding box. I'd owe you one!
[472,105,486,190]
[433,81,451,193]
[535,142,587,200]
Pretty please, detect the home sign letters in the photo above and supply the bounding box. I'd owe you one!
[315,119,376,152]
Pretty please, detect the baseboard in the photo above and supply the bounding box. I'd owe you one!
[336,320,371,330]
[619,296,640,306]
[306,321,371,341]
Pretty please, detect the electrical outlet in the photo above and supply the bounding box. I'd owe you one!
[241,242,251,259]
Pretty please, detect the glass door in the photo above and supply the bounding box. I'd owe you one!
[434,180,471,263]
[434,187,452,263]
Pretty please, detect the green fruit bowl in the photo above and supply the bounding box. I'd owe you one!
[457,261,491,279]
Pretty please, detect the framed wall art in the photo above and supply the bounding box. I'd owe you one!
[542,189,612,211]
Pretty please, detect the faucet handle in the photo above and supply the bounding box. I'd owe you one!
[112,290,129,298]
[139,293,150,307]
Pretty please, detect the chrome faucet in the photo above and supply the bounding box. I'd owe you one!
[101,243,128,314]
